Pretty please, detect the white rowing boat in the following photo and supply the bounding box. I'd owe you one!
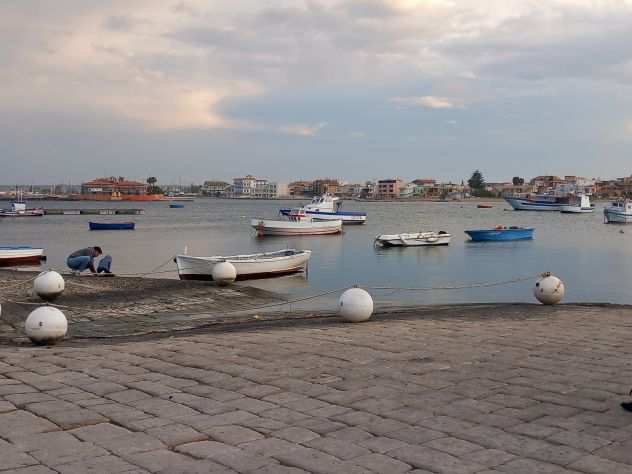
[251,209,342,236]
[374,231,451,247]
[175,249,312,281]
[0,246,46,266]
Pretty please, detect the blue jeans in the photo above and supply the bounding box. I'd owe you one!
[97,255,112,273]
[67,256,92,272]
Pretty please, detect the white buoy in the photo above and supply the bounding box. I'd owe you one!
[33,271,65,301]
[534,273,565,305]
[339,287,373,322]
[212,261,237,286]
[24,306,68,345]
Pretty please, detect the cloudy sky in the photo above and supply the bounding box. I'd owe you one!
[3,0,632,184]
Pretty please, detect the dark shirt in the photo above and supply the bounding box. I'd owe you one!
[68,247,99,259]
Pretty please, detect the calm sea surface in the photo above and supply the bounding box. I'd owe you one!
[2,199,631,306]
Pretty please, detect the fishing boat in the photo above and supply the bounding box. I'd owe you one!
[560,194,593,214]
[169,203,185,208]
[175,249,312,281]
[505,194,569,211]
[374,231,451,247]
[0,246,46,266]
[0,202,45,217]
[604,199,632,224]
[280,193,366,224]
[89,222,135,230]
[252,209,342,236]
[465,226,534,241]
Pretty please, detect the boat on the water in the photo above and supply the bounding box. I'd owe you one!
[169,203,185,208]
[0,246,46,266]
[560,194,593,214]
[175,249,312,281]
[0,202,45,217]
[604,199,632,224]
[465,226,534,241]
[374,231,451,247]
[477,204,493,209]
[280,193,366,224]
[252,209,342,236]
[89,221,135,230]
[505,194,569,211]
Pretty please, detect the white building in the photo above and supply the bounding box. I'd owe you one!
[233,175,279,199]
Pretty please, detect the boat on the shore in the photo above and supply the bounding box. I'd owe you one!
[374,231,451,247]
[0,202,45,217]
[175,249,312,281]
[604,199,632,224]
[252,209,342,236]
[280,193,366,224]
[477,204,493,209]
[89,221,135,231]
[465,226,534,241]
[560,194,593,214]
[169,203,185,208]
[0,246,46,266]
[505,194,569,211]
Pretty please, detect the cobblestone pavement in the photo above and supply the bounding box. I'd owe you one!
[2,304,632,473]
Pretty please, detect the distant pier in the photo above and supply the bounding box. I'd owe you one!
[43,208,145,215]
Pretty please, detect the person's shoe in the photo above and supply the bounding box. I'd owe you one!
[621,402,632,412]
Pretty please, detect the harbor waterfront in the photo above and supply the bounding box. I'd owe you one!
[2,198,632,304]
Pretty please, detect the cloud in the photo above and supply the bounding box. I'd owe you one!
[391,96,458,109]
[279,122,328,136]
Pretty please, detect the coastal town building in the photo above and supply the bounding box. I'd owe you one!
[80,177,162,201]
[288,181,313,196]
[312,179,339,196]
[399,182,416,199]
[375,178,402,199]
[231,175,279,199]
[201,181,230,197]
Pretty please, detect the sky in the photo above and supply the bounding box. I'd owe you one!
[2,0,632,185]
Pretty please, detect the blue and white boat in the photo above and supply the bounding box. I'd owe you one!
[505,194,569,211]
[604,199,632,224]
[280,194,366,224]
[465,226,534,241]
[169,203,185,208]
[89,221,135,231]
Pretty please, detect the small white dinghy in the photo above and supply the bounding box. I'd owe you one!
[560,194,593,214]
[375,231,451,247]
[175,249,312,281]
[251,209,342,237]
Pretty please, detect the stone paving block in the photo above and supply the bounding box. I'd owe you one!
[70,422,132,442]
[594,440,632,465]
[185,385,244,402]
[54,454,142,474]
[40,408,107,430]
[466,449,515,468]
[81,381,127,396]
[423,436,483,456]
[223,396,277,414]
[273,445,365,474]
[106,388,152,403]
[305,436,372,460]
[273,426,320,443]
[417,415,474,435]
[248,464,309,474]
[496,458,576,473]
[327,426,374,442]
[529,444,587,466]
[388,426,445,445]
[91,432,166,456]
[3,466,58,474]
[569,454,632,474]
[205,424,265,445]
[238,383,282,399]
[146,423,208,447]
[459,425,550,456]
[118,415,171,431]
[4,392,57,407]
[260,407,311,424]
[0,442,38,470]
[239,415,290,434]
[165,393,231,415]
[176,440,241,459]
[0,399,16,412]
[293,417,346,435]
[548,430,612,452]
[353,452,412,473]
[385,407,434,424]
[0,410,59,439]
[125,449,226,473]
[240,437,302,457]
[508,422,561,439]
[129,397,201,419]
[11,431,82,452]
[30,442,109,467]
[358,436,410,454]
[390,445,484,474]
[198,409,258,426]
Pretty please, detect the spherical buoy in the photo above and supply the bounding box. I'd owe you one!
[24,306,68,345]
[33,271,65,301]
[339,287,373,322]
[534,273,565,305]
[212,261,237,286]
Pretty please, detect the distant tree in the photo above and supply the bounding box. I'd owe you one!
[512,176,525,186]
[147,176,157,186]
[146,176,162,194]
[468,170,485,190]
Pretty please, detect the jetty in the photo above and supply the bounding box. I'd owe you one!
[43,208,145,215]
[1,272,631,473]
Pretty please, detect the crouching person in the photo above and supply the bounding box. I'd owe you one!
[66,246,112,275]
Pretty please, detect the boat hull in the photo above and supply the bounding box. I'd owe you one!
[176,250,311,281]
[0,210,45,217]
[89,222,135,230]
[560,206,593,214]
[465,228,534,241]
[375,232,451,247]
[0,247,46,267]
[604,209,632,224]
[251,219,342,236]
[504,197,563,211]
[280,209,366,224]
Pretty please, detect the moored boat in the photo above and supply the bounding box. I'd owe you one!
[0,246,46,266]
[169,203,185,208]
[505,194,569,211]
[477,204,493,209]
[175,249,312,281]
[604,199,632,224]
[280,193,366,224]
[560,194,593,214]
[0,202,45,217]
[465,226,534,241]
[375,231,451,247]
[252,209,342,236]
[89,221,135,230]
